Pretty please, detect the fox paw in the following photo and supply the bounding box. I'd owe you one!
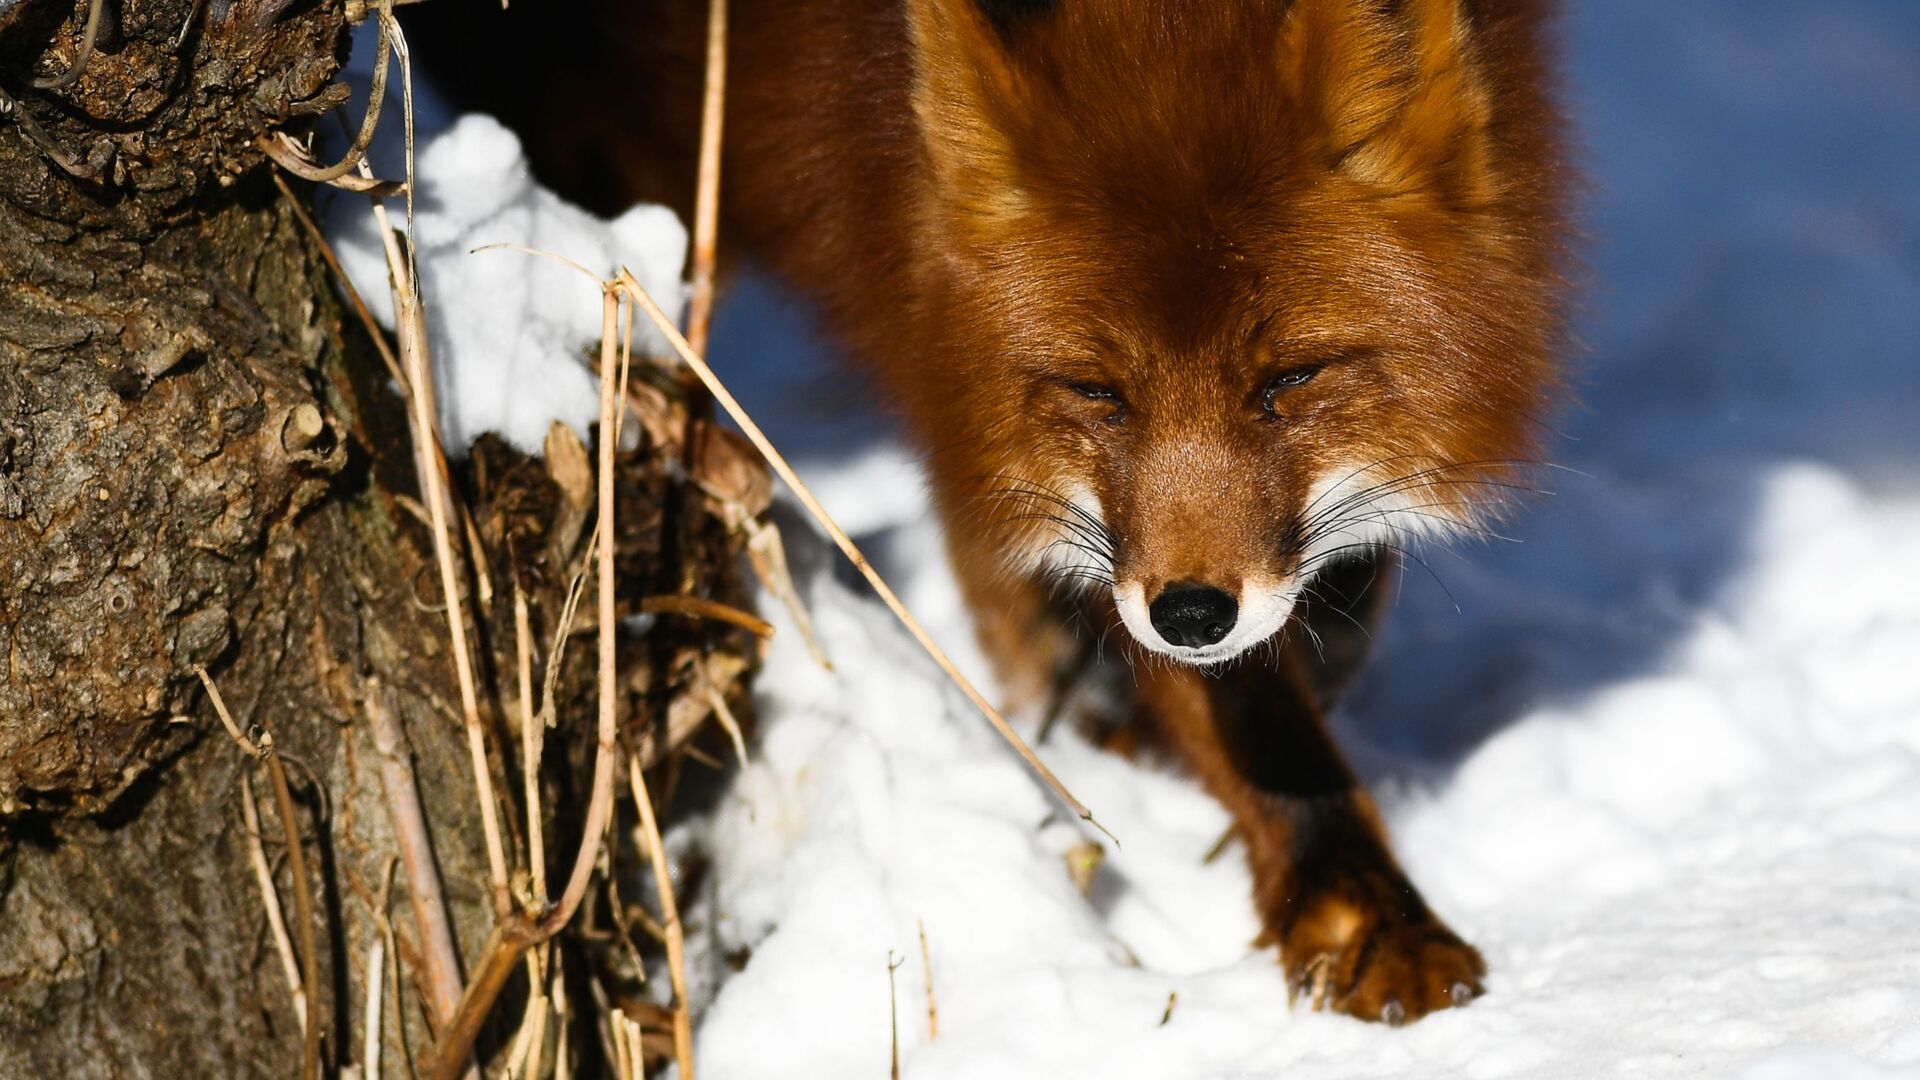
[1274,900,1485,1025]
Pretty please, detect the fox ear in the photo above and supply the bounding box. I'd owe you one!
[1280,0,1496,204]
[906,0,1040,241]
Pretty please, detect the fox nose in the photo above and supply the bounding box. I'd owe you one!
[1148,584,1238,648]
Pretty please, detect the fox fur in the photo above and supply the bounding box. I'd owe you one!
[414,0,1572,1024]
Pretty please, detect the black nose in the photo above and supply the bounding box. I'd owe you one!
[1148,584,1238,648]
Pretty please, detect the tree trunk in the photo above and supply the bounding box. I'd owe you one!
[0,1,750,1074]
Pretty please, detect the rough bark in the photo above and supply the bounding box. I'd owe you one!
[0,0,753,1074]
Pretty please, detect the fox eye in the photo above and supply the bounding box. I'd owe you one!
[1260,366,1322,417]
[1067,382,1127,424]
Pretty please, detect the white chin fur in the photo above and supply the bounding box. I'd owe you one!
[1113,579,1299,666]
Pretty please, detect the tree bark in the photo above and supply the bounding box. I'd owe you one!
[0,1,751,1074]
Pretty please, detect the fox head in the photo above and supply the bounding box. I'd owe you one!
[901,0,1569,665]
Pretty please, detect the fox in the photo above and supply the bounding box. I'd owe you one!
[412,0,1571,1024]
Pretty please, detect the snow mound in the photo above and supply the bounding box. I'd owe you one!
[325,55,688,453]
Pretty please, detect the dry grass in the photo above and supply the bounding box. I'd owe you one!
[920,919,940,1042]
[195,666,321,1080]
[627,752,693,1079]
[239,770,307,1035]
[247,0,1113,1071]
[619,270,1108,841]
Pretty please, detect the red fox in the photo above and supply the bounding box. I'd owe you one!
[416,0,1571,1024]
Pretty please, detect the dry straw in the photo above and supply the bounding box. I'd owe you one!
[618,271,1110,842]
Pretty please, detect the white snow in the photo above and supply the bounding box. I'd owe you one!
[328,1,1920,1077]
[323,45,690,453]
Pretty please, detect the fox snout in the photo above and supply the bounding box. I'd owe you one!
[1147,584,1237,648]
[1113,575,1301,666]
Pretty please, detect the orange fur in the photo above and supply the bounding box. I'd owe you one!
[414,0,1572,1024]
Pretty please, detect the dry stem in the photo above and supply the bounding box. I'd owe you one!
[196,664,266,758]
[366,687,468,1031]
[638,593,775,639]
[626,752,694,1080]
[552,955,573,1080]
[514,583,548,903]
[272,172,409,393]
[888,951,905,1080]
[266,724,324,1080]
[30,0,104,90]
[364,927,388,1080]
[543,285,624,936]
[374,196,513,915]
[258,0,390,184]
[425,917,543,1080]
[685,0,729,360]
[240,771,307,1034]
[617,270,1110,843]
[502,943,549,1079]
[918,919,939,1041]
[200,668,320,1080]
[701,674,748,768]
[423,285,638,1078]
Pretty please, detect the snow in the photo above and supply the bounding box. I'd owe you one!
[677,465,1920,1080]
[328,1,1920,1076]
[323,51,690,453]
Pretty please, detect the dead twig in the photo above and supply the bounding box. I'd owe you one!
[542,285,624,936]
[638,593,774,639]
[552,955,573,1080]
[269,747,323,1080]
[424,917,544,1080]
[618,270,1112,845]
[241,772,307,1034]
[0,83,93,179]
[366,688,468,1032]
[699,670,748,768]
[32,0,105,91]
[364,901,389,1080]
[195,665,267,758]
[744,515,832,669]
[685,0,728,362]
[918,920,939,1041]
[375,189,513,917]
[888,951,905,1080]
[271,171,410,392]
[199,668,320,1080]
[627,751,694,1080]
[365,858,400,1080]
[378,860,416,1080]
[514,583,547,903]
[1201,825,1236,865]
[501,941,549,1079]
[258,0,392,185]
